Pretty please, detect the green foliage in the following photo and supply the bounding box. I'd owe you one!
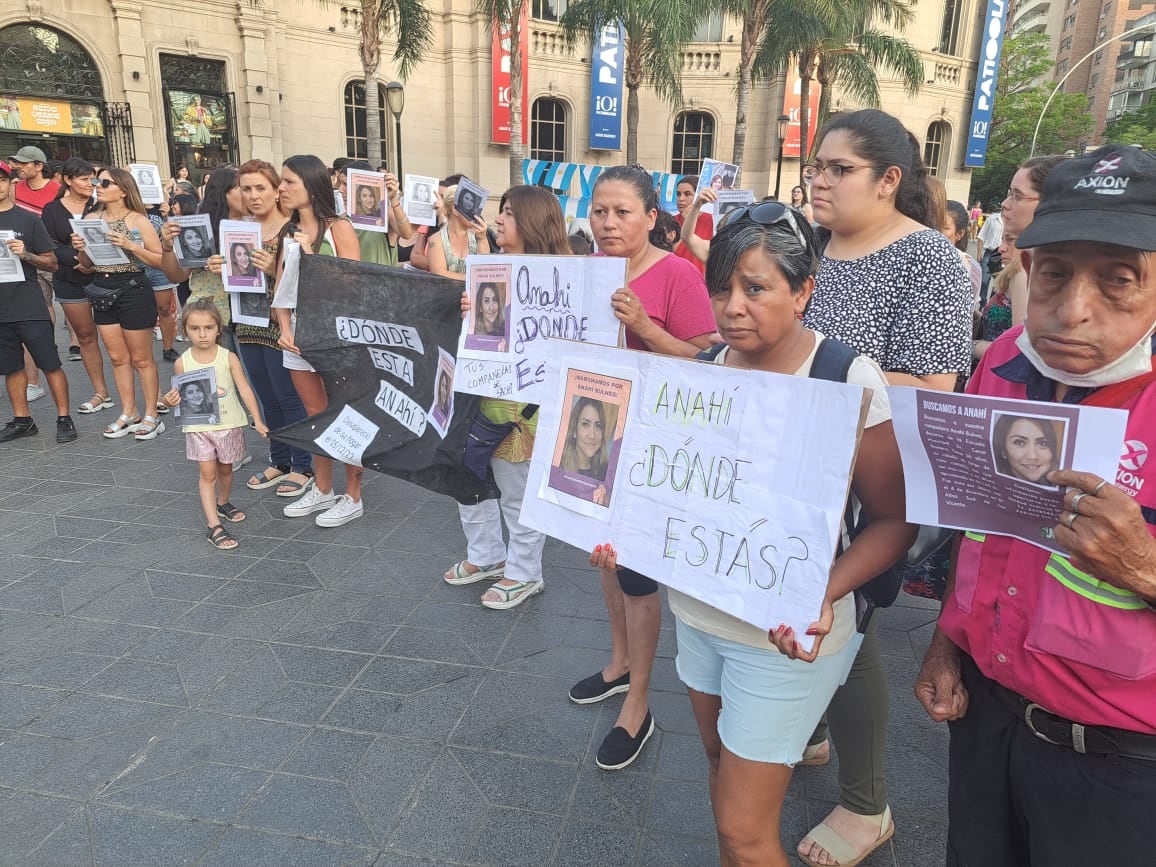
[970,32,1092,209]
[1103,100,1156,149]
[358,0,433,79]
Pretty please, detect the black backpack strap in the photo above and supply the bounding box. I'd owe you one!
[695,343,727,362]
[809,337,858,384]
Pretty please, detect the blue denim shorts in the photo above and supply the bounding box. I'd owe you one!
[674,617,858,765]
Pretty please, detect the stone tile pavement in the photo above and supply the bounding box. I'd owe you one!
[0,344,949,865]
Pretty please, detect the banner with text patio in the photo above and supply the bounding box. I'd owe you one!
[272,256,498,505]
[454,254,626,404]
[520,342,871,650]
[964,0,1009,167]
[589,22,625,150]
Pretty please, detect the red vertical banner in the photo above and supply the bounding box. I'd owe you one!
[781,74,821,159]
[491,6,530,145]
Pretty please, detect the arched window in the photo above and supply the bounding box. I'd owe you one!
[531,97,567,163]
[0,24,103,98]
[344,80,388,161]
[671,111,714,176]
[924,121,950,177]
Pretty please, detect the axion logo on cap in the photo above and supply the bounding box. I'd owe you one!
[1093,157,1122,174]
[1075,162,1130,196]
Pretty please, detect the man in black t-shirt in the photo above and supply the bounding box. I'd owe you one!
[0,160,75,443]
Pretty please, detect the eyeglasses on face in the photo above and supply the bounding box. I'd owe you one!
[716,201,808,247]
[801,162,882,186]
[91,178,117,189]
[1004,188,1039,204]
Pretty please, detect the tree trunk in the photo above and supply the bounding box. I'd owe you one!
[816,56,832,131]
[360,0,383,169]
[507,0,525,188]
[797,51,815,190]
[625,40,643,166]
[732,9,762,169]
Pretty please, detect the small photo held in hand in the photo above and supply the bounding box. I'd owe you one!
[218,219,265,292]
[989,412,1069,490]
[171,214,214,269]
[464,262,511,353]
[428,347,456,439]
[347,169,388,232]
[172,368,220,427]
[454,177,488,222]
[230,288,270,328]
[547,369,633,512]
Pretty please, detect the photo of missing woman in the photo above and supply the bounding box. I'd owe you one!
[990,412,1068,489]
[428,348,456,438]
[547,371,631,513]
[354,184,383,226]
[463,263,511,353]
[172,369,219,426]
[173,217,213,269]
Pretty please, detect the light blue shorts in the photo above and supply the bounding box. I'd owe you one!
[675,617,857,766]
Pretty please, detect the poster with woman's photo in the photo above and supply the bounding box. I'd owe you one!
[454,177,488,222]
[129,164,164,205]
[171,214,214,269]
[172,368,220,426]
[428,347,456,439]
[543,369,632,520]
[464,263,511,352]
[218,219,265,292]
[347,169,388,232]
[714,190,755,231]
[69,218,130,267]
[0,231,22,282]
[696,159,740,196]
[404,174,439,226]
[889,388,1128,554]
[231,288,270,328]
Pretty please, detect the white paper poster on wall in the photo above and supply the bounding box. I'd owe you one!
[521,342,870,649]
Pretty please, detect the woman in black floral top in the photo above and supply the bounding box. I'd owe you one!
[795,109,973,867]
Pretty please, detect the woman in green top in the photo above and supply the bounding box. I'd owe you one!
[443,186,569,610]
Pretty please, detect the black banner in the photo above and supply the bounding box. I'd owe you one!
[272,255,498,504]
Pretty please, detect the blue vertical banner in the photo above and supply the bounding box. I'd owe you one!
[965,0,1009,167]
[589,22,625,151]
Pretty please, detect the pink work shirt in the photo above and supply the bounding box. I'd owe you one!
[939,325,1156,733]
[622,252,715,351]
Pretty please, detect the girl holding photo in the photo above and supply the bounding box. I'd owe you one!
[161,299,268,551]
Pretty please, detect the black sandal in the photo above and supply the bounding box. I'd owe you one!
[215,501,246,523]
[206,524,238,550]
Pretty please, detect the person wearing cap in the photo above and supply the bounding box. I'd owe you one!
[915,144,1156,867]
[0,159,76,444]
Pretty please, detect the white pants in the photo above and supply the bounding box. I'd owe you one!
[456,458,544,585]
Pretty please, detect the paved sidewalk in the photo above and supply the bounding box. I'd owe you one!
[0,347,949,866]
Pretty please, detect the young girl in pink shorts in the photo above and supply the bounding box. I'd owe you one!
[162,300,268,549]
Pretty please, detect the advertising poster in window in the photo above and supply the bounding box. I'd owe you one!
[0,96,104,136]
[168,90,227,147]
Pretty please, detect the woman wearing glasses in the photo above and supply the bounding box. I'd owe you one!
[1001,155,1067,237]
[796,109,973,867]
[592,201,911,867]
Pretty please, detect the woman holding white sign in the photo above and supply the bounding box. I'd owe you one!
[590,203,911,865]
[444,186,568,611]
[570,164,717,772]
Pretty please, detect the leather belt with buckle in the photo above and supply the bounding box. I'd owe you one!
[993,683,1156,761]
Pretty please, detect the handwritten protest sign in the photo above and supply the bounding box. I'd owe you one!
[454,254,625,403]
[522,342,869,646]
[889,388,1127,553]
[272,256,497,504]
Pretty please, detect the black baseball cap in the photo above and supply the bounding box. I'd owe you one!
[1018,144,1156,252]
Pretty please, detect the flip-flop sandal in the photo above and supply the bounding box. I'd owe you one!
[247,467,288,490]
[216,501,246,523]
[798,805,894,867]
[78,394,113,414]
[444,560,505,586]
[206,524,238,550]
[102,414,141,438]
[480,580,544,610]
[275,472,314,497]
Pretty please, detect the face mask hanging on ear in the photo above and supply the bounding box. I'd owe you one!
[1016,324,1156,388]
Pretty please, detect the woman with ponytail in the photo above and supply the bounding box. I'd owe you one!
[795,109,973,867]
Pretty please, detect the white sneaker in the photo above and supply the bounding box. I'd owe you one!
[315,494,364,528]
[154,327,162,340]
[283,486,336,518]
[26,384,45,402]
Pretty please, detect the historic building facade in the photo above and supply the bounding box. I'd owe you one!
[1,0,986,207]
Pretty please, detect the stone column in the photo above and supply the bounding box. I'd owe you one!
[108,0,160,162]
[233,4,277,162]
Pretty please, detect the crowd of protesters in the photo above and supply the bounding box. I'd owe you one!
[3,108,1155,867]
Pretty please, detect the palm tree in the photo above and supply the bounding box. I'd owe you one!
[479,0,530,187]
[753,0,924,187]
[354,0,434,169]
[561,0,708,165]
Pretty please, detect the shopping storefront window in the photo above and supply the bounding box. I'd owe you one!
[161,54,238,183]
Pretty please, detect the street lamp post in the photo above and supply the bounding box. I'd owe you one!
[385,81,405,179]
[773,114,789,201]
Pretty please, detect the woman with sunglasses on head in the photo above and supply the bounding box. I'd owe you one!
[42,158,112,415]
[796,109,973,867]
[271,154,365,528]
[569,164,717,772]
[72,167,178,441]
[594,201,911,867]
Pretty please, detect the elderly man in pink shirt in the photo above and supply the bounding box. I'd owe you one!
[916,144,1156,867]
